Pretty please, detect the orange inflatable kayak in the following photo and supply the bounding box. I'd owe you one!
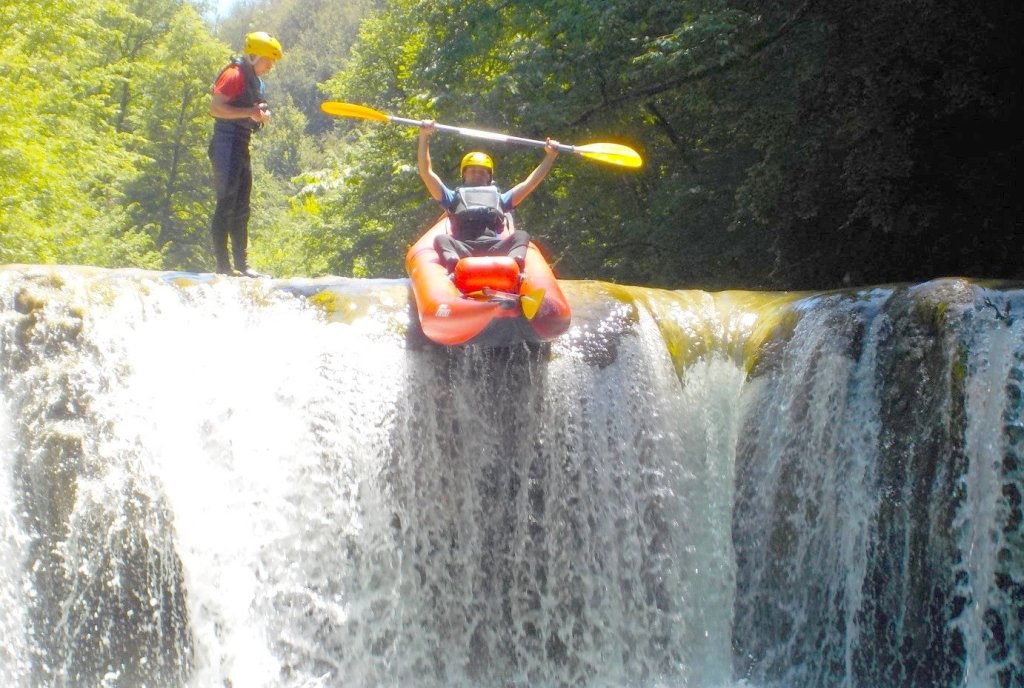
[405,215,572,346]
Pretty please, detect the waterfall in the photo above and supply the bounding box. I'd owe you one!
[732,282,1023,688]
[0,267,1021,688]
[1,385,32,681]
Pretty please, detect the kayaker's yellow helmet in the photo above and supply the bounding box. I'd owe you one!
[244,32,283,60]
[460,151,494,178]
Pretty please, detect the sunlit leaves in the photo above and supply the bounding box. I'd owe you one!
[0,0,155,266]
[122,3,228,270]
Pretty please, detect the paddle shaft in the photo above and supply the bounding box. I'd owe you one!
[389,115,575,155]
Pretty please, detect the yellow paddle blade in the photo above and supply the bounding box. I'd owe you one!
[320,101,390,122]
[574,143,643,169]
[520,288,546,320]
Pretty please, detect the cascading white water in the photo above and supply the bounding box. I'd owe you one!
[0,269,746,687]
[732,282,1024,688]
[955,289,1023,688]
[0,268,1021,688]
[1,397,32,683]
[732,292,892,687]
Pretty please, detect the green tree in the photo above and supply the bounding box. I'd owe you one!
[4,0,1019,287]
[123,3,227,270]
[752,0,1024,287]
[0,0,160,267]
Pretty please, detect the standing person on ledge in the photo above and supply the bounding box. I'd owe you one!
[207,31,282,277]
[417,120,559,274]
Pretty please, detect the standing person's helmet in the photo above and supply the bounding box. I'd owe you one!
[244,32,283,60]
[460,152,494,177]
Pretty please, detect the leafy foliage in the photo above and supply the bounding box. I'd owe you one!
[1,0,156,266]
[1,0,1020,288]
[121,4,229,270]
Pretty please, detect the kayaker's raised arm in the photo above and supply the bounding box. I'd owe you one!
[417,121,445,202]
[505,139,559,209]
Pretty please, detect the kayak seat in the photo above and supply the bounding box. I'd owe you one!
[453,256,521,294]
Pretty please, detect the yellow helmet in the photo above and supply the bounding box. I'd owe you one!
[460,151,494,177]
[244,32,283,60]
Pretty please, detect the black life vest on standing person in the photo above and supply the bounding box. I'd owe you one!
[449,185,507,241]
[213,57,267,131]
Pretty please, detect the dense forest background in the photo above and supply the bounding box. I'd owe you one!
[2,0,1020,290]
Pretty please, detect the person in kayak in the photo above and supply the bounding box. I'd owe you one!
[417,120,560,273]
[207,31,282,277]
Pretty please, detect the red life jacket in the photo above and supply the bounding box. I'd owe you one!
[212,57,266,131]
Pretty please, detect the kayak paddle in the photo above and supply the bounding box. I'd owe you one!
[320,101,642,169]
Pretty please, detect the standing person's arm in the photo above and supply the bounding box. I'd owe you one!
[418,121,445,201]
[209,65,270,124]
[209,93,270,123]
[504,140,559,208]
